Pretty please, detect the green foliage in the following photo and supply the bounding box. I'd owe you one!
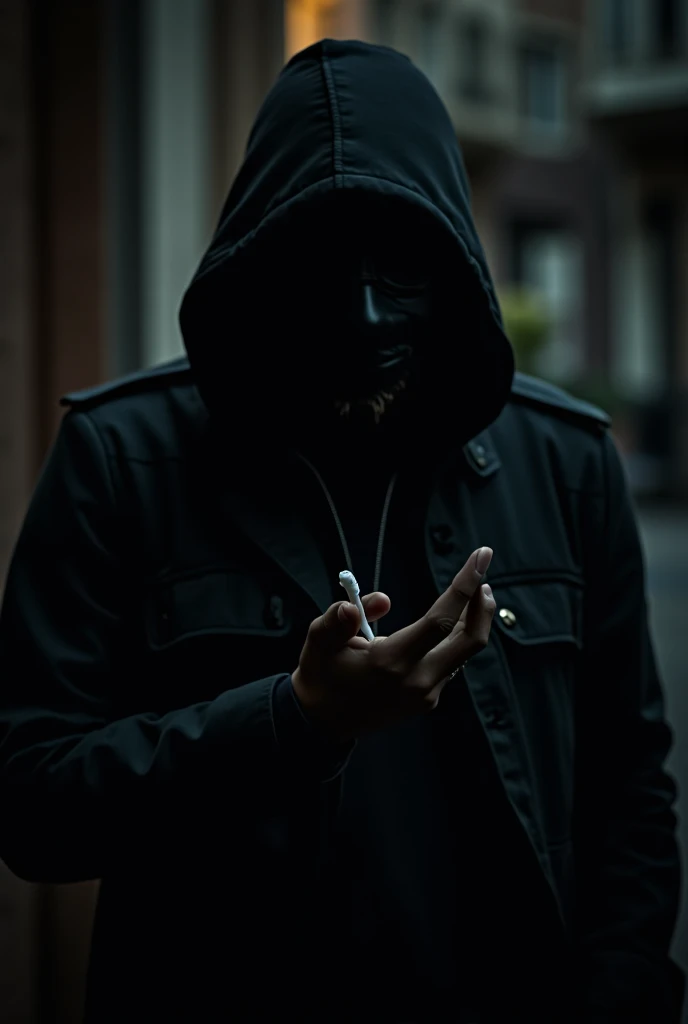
[498,285,630,422]
[498,286,551,374]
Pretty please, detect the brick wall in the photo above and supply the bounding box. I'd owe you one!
[0,2,106,1021]
[0,3,41,1017]
[0,0,36,586]
[33,0,106,443]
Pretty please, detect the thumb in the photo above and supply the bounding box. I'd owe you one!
[306,600,361,657]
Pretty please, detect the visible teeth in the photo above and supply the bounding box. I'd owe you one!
[333,373,410,422]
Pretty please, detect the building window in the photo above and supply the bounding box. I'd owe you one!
[601,0,632,64]
[458,15,491,102]
[652,0,681,60]
[418,2,442,73]
[512,226,585,383]
[520,41,567,134]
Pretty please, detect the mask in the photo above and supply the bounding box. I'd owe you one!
[297,209,436,429]
[254,197,442,442]
[328,245,432,423]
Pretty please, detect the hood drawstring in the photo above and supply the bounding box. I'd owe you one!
[296,452,398,638]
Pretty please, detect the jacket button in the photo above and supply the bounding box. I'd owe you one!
[473,444,487,468]
[430,524,455,555]
[266,595,285,629]
[498,607,517,628]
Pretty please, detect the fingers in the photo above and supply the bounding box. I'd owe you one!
[385,547,493,664]
[304,591,391,658]
[345,593,390,649]
[462,582,493,639]
[348,634,387,651]
[422,582,496,683]
[360,592,391,624]
[305,600,362,658]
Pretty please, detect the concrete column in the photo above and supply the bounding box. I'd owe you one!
[139,0,213,367]
[611,177,665,401]
[211,0,285,212]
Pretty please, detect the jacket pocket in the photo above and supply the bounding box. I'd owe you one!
[489,575,583,651]
[488,575,583,849]
[137,567,299,708]
[144,566,293,651]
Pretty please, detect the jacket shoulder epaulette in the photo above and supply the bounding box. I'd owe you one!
[509,372,611,432]
[60,356,193,409]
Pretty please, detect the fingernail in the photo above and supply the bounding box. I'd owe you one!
[475,547,493,574]
[338,602,353,622]
[482,584,493,598]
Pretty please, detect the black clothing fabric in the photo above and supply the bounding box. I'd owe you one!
[178,39,514,457]
[303,457,486,1022]
[0,363,683,1022]
[0,38,683,1024]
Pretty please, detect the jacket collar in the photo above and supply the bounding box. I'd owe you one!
[462,427,501,480]
[220,425,500,617]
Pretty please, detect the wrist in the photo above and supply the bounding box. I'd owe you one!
[290,669,352,746]
[289,666,309,710]
[271,675,353,780]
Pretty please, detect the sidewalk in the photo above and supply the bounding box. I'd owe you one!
[637,502,688,1011]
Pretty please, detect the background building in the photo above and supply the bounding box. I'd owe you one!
[1,1,686,1020]
[303,0,688,499]
[582,0,688,496]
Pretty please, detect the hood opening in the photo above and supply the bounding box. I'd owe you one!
[179,39,514,458]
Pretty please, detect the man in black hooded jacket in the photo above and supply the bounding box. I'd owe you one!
[0,40,683,1024]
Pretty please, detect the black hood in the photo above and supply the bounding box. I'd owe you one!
[179,39,514,455]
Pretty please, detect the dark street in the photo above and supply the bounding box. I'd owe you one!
[640,504,688,1015]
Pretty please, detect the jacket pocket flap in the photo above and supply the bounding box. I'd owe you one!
[145,569,292,650]
[491,577,583,649]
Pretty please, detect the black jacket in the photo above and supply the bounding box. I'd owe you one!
[0,39,683,1024]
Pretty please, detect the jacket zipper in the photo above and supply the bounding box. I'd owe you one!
[296,452,398,637]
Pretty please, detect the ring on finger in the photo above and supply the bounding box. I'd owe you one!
[447,661,467,682]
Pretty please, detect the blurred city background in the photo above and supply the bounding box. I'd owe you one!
[0,0,687,1020]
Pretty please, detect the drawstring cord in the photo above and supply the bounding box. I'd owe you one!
[295,452,398,638]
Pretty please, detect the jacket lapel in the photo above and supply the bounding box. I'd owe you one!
[222,461,333,617]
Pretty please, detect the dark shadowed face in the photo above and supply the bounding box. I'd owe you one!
[278,195,444,434]
[323,232,432,425]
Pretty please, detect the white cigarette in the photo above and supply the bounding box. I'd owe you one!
[338,570,375,641]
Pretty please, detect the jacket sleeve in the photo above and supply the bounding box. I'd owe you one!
[0,410,347,885]
[573,431,684,1022]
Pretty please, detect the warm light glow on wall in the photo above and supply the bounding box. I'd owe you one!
[285,0,343,59]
